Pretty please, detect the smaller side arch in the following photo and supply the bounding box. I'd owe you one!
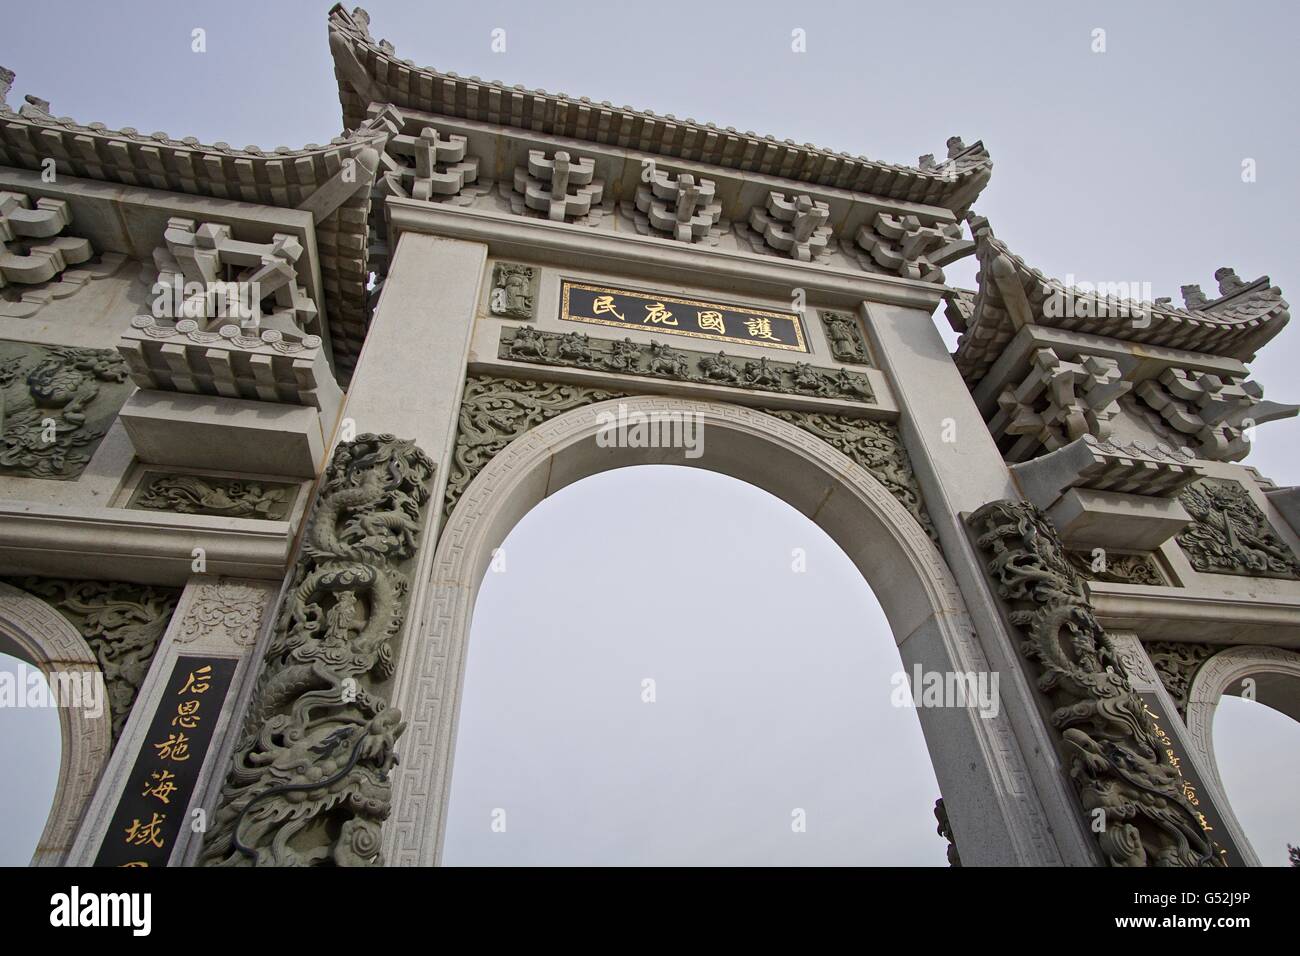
[1185,644,1300,866]
[0,580,113,866]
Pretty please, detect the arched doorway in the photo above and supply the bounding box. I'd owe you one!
[0,581,112,865]
[0,652,62,865]
[1186,646,1300,866]
[442,465,947,864]
[383,396,1058,866]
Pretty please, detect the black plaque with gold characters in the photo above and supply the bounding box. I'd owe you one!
[561,280,808,352]
[93,656,237,868]
[1138,692,1246,867]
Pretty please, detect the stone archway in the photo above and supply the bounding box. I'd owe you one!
[382,395,1059,866]
[0,580,112,866]
[1185,644,1300,865]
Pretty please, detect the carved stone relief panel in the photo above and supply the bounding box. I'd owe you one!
[200,434,436,867]
[445,375,624,518]
[1144,641,1219,717]
[1066,549,1169,586]
[1176,477,1300,579]
[488,262,537,320]
[817,310,871,366]
[498,326,873,403]
[764,407,937,543]
[2,576,180,743]
[0,340,132,480]
[969,500,1224,866]
[125,471,299,521]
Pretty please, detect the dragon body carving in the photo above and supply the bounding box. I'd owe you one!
[200,434,434,867]
[969,500,1223,867]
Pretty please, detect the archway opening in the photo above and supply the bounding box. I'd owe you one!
[1212,691,1300,866]
[441,465,947,865]
[0,650,63,865]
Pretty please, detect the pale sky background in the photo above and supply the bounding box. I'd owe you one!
[1,0,1298,866]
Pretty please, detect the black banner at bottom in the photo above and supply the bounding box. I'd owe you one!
[5,864,1285,941]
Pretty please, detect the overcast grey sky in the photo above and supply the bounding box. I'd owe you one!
[1,0,1297,866]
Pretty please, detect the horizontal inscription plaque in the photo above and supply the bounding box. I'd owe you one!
[560,281,808,352]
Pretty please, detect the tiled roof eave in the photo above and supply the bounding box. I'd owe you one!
[326,5,991,213]
[954,235,1289,382]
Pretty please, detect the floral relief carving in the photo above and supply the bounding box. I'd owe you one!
[176,582,271,647]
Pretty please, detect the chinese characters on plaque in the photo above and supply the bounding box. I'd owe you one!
[93,656,236,867]
[561,281,808,352]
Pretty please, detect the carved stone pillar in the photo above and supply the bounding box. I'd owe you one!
[65,575,277,866]
[196,231,486,865]
[968,500,1234,866]
[865,302,1097,865]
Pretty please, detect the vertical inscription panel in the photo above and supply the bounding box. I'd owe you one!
[1138,692,1247,867]
[93,656,236,867]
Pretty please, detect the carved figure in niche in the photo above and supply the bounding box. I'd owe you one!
[821,311,868,364]
[490,263,536,319]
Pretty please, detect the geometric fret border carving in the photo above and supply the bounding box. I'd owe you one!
[0,580,113,866]
[969,500,1225,867]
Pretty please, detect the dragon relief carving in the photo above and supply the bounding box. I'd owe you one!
[1144,641,1219,717]
[765,409,937,543]
[445,375,624,518]
[200,434,435,867]
[130,472,295,520]
[3,576,179,743]
[969,500,1224,867]
[1176,478,1300,579]
[1067,550,1167,587]
[0,342,131,479]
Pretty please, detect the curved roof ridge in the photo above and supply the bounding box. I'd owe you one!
[0,70,390,205]
[326,4,991,212]
[952,225,1289,383]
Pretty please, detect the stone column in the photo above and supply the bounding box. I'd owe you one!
[194,231,487,866]
[864,301,1098,865]
[65,575,277,866]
